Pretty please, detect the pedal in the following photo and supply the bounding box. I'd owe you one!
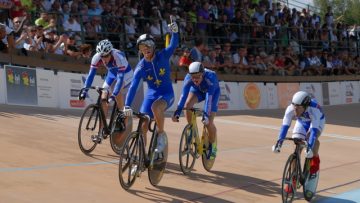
[91,135,102,144]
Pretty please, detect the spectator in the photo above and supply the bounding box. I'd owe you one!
[190,37,205,62]
[0,23,14,53]
[196,1,210,43]
[63,14,81,34]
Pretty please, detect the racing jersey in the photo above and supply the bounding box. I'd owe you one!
[125,32,179,106]
[84,48,132,96]
[278,99,325,149]
[177,69,219,116]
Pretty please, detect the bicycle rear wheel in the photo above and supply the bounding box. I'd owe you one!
[118,131,143,190]
[78,104,100,154]
[303,158,319,201]
[281,154,298,203]
[201,127,216,172]
[110,115,133,155]
[179,124,196,175]
[148,132,168,186]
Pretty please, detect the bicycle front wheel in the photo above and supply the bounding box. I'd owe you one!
[78,104,100,155]
[303,158,319,201]
[179,124,197,175]
[148,132,168,186]
[110,115,133,155]
[118,131,143,190]
[281,154,298,203]
[201,127,216,172]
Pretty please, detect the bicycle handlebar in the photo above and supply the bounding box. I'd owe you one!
[282,137,309,147]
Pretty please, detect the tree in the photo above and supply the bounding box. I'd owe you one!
[313,0,360,25]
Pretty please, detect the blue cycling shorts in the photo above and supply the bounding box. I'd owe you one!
[140,93,174,118]
[190,87,220,112]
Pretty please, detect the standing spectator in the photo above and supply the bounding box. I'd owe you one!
[196,1,210,43]
[189,37,205,62]
[88,0,102,16]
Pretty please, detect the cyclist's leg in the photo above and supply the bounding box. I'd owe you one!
[101,75,116,122]
[206,87,220,144]
[140,96,156,146]
[184,91,199,124]
[308,120,324,175]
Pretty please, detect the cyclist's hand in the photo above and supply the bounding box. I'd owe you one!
[272,141,282,153]
[123,106,132,117]
[305,148,314,158]
[78,89,88,100]
[108,95,116,103]
[172,109,181,122]
[202,114,209,125]
[168,15,178,33]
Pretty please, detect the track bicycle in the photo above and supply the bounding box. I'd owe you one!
[280,138,319,203]
[177,108,217,175]
[118,111,168,190]
[77,86,130,155]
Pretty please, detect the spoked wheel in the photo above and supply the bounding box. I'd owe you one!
[201,127,216,172]
[179,124,197,175]
[148,133,168,186]
[78,104,100,155]
[281,154,298,203]
[110,116,133,155]
[303,159,319,202]
[118,132,142,190]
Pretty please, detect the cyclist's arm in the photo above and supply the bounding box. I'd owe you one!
[163,32,179,59]
[308,105,322,149]
[203,73,218,116]
[112,53,129,96]
[277,105,294,142]
[84,67,97,88]
[125,65,142,106]
[177,75,192,110]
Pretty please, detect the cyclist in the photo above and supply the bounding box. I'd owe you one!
[122,19,179,153]
[172,61,220,159]
[272,91,325,193]
[79,39,133,144]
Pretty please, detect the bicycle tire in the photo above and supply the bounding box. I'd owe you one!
[281,154,298,203]
[302,158,319,201]
[78,104,100,155]
[118,131,143,190]
[179,124,197,175]
[201,127,216,172]
[110,116,133,155]
[148,132,168,186]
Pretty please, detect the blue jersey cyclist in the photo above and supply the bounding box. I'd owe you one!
[172,62,220,159]
[79,39,133,143]
[123,20,179,153]
[272,91,325,193]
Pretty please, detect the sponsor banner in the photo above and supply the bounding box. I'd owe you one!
[36,69,58,107]
[239,82,267,110]
[0,68,5,104]
[218,82,241,110]
[322,83,330,105]
[277,83,300,108]
[5,65,37,105]
[299,83,323,105]
[328,82,342,105]
[341,81,359,104]
[265,83,279,109]
[57,72,102,109]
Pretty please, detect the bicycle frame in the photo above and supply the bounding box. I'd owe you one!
[186,108,204,155]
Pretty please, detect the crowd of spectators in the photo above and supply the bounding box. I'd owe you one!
[1,0,360,75]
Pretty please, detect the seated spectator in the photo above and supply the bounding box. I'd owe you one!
[324,53,334,75]
[178,47,192,70]
[232,45,247,74]
[190,37,205,62]
[35,12,56,30]
[254,55,267,75]
[331,54,343,75]
[63,14,81,34]
[23,26,37,51]
[0,23,14,53]
[284,47,300,76]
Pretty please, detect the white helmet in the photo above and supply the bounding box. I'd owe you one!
[292,91,311,107]
[188,62,204,74]
[136,34,155,49]
[96,39,113,56]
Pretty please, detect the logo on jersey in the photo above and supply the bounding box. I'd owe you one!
[147,75,153,81]
[154,79,162,86]
[159,68,165,76]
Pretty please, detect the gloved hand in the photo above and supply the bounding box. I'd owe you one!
[172,109,182,122]
[78,89,88,100]
[168,20,178,33]
[272,141,282,153]
[123,106,133,117]
[305,147,314,158]
[108,95,116,103]
[202,113,209,125]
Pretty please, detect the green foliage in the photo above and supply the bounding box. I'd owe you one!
[313,0,360,24]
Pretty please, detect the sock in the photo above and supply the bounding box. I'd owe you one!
[310,155,320,174]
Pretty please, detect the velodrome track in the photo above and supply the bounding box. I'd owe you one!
[0,104,359,203]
